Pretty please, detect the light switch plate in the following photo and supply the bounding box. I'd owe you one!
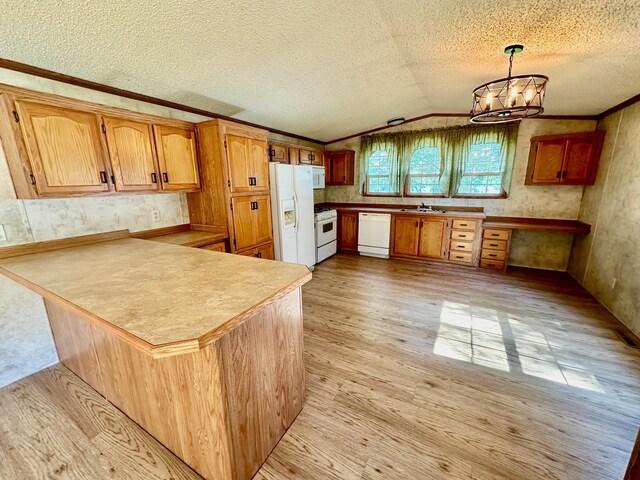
[0,224,6,242]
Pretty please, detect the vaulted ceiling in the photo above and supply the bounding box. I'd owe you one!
[1,0,639,142]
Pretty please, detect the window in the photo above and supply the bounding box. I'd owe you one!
[365,150,395,194]
[406,147,442,195]
[456,143,504,196]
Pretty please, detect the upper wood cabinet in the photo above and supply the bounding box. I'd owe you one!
[227,134,269,194]
[299,148,323,166]
[153,125,200,191]
[325,150,355,186]
[392,216,421,256]
[103,117,159,192]
[14,100,110,195]
[526,131,605,185]
[267,142,289,163]
[1,85,202,198]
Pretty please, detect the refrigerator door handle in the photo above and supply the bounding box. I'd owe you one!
[292,191,300,230]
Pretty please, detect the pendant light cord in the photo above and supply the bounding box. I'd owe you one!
[508,49,515,79]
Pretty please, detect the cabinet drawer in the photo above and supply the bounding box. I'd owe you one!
[480,259,506,270]
[452,219,477,231]
[481,249,506,261]
[482,239,507,250]
[449,251,473,263]
[483,229,510,241]
[451,230,475,241]
[200,241,226,252]
[450,240,473,252]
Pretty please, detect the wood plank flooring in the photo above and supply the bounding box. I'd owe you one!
[2,254,640,479]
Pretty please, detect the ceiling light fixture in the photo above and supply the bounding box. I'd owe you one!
[470,44,548,123]
[387,117,406,126]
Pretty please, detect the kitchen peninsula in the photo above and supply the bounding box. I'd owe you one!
[0,232,311,480]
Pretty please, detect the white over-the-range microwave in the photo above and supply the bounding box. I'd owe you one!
[312,166,325,189]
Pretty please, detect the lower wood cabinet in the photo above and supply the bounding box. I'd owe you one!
[337,211,359,252]
[238,242,274,259]
[479,228,511,272]
[391,214,481,267]
[418,218,448,259]
[392,216,421,256]
[231,194,272,252]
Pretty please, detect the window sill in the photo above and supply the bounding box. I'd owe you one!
[362,192,402,197]
[452,193,508,199]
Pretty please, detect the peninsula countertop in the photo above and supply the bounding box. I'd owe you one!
[0,237,311,357]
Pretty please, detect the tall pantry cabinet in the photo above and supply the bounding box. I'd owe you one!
[187,119,274,259]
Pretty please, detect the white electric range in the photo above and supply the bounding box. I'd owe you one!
[314,207,337,263]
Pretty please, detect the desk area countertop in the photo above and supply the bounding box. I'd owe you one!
[0,237,311,357]
[131,223,228,247]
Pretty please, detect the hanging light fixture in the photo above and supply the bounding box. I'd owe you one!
[470,44,548,123]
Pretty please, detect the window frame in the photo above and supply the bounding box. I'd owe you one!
[363,149,400,197]
[404,146,446,198]
[453,142,508,199]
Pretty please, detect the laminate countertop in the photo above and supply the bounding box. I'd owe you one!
[147,229,228,247]
[0,238,311,357]
[332,206,486,219]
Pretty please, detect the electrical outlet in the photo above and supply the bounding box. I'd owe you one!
[151,210,161,222]
[0,224,6,242]
[528,205,535,213]
[611,278,617,290]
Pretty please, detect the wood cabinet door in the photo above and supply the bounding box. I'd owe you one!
[252,194,273,246]
[14,100,110,195]
[418,218,448,259]
[311,150,324,166]
[338,212,358,251]
[392,216,420,256]
[249,139,269,192]
[328,151,355,185]
[231,195,272,251]
[231,196,255,250]
[289,147,299,165]
[153,125,199,191]
[103,117,159,192]
[299,149,312,165]
[255,243,274,260]
[269,143,288,163]
[530,139,566,184]
[562,137,598,183]
[226,134,251,193]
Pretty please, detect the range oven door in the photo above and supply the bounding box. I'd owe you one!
[315,217,337,248]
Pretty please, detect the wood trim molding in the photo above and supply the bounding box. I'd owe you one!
[129,224,191,239]
[0,230,130,259]
[597,93,640,119]
[0,57,323,145]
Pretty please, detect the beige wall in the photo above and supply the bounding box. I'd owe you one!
[0,68,208,387]
[568,102,640,337]
[324,117,598,270]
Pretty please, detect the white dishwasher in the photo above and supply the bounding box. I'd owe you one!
[358,213,391,258]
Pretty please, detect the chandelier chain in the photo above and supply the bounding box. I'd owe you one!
[508,50,514,78]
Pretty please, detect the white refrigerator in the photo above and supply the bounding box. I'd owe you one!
[269,163,316,268]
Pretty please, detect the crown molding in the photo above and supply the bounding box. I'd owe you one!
[597,93,640,120]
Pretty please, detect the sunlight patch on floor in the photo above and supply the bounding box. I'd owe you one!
[434,301,604,392]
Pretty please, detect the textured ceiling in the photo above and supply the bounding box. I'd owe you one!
[0,0,639,141]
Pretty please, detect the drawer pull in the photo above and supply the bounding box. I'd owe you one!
[489,253,497,257]
[459,234,466,238]
[455,255,464,259]
[459,223,467,226]
[490,233,500,237]
[489,243,498,247]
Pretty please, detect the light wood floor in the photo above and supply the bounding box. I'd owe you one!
[2,254,639,479]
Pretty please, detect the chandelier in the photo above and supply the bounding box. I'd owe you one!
[470,44,548,123]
